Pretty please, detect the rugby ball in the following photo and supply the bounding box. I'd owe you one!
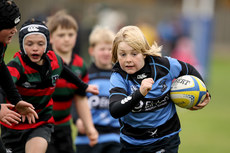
[170,75,207,109]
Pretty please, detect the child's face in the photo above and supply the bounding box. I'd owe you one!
[50,26,76,54]
[90,42,112,69]
[24,34,46,65]
[0,26,17,44]
[117,42,145,74]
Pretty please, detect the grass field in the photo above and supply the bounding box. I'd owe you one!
[178,53,230,153]
[4,42,230,153]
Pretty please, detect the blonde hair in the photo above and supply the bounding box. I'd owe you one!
[46,10,78,35]
[89,26,115,47]
[112,25,162,63]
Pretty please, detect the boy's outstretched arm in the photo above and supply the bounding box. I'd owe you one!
[61,65,99,95]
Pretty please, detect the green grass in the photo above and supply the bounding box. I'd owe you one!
[3,42,230,152]
[4,39,20,64]
[178,53,230,153]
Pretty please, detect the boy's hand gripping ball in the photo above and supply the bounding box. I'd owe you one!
[170,75,207,109]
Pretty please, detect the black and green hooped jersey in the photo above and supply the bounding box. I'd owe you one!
[2,51,63,130]
[109,55,204,146]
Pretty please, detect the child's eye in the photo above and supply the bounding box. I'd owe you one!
[132,53,137,56]
[58,34,64,38]
[26,42,33,46]
[69,33,74,37]
[38,42,45,46]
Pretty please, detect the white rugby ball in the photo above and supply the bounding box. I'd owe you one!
[170,75,207,109]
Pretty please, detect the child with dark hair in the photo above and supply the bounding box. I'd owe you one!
[0,0,38,126]
[0,18,98,153]
[46,10,98,153]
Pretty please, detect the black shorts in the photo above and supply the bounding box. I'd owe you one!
[0,137,6,153]
[120,134,181,153]
[46,125,75,153]
[1,123,53,153]
[76,141,121,153]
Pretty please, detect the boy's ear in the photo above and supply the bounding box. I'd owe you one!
[88,47,94,56]
[49,36,53,44]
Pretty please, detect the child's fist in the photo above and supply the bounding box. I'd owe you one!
[139,78,154,96]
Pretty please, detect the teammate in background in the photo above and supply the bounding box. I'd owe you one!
[109,26,211,153]
[75,26,121,153]
[0,18,98,153]
[46,11,98,153]
[0,0,38,126]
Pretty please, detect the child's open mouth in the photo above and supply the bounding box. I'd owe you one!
[31,54,40,59]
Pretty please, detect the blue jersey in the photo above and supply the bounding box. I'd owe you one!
[109,55,204,146]
[75,63,120,145]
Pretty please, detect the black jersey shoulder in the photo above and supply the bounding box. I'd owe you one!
[148,56,171,81]
[112,62,129,80]
[88,63,112,80]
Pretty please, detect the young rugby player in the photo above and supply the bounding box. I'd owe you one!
[0,18,98,153]
[0,0,38,126]
[75,26,121,153]
[46,11,98,153]
[109,26,211,153]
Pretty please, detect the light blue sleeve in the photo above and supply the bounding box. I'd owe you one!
[166,56,183,79]
[110,72,128,91]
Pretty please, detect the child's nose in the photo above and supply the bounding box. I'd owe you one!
[32,45,39,51]
[125,55,132,62]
